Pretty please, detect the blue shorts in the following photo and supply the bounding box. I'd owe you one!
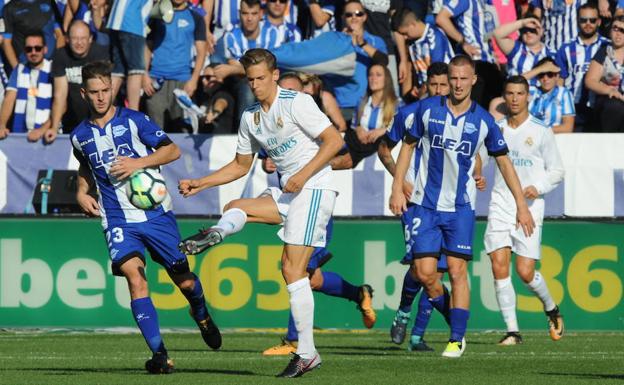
[104,212,189,276]
[401,206,449,271]
[306,217,333,272]
[111,30,146,76]
[403,204,475,261]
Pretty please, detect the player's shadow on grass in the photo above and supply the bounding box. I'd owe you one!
[10,367,256,377]
[540,372,624,381]
[169,348,260,354]
[318,345,404,352]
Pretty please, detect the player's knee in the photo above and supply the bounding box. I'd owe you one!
[126,275,148,294]
[516,265,534,283]
[415,270,436,288]
[176,277,195,292]
[448,267,468,285]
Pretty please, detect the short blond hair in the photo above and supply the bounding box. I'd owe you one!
[240,48,277,71]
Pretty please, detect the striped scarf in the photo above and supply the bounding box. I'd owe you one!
[12,59,53,132]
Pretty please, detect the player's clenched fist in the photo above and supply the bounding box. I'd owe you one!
[283,172,306,193]
[178,179,203,197]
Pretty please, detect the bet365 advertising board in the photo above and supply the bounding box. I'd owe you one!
[0,219,622,330]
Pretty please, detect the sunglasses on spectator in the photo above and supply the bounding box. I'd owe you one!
[268,0,288,4]
[538,71,558,78]
[520,27,538,34]
[579,17,598,24]
[25,45,44,53]
[613,25,624,34]
[344,10,365,18]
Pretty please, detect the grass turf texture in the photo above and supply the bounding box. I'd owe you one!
[0,330,622,385]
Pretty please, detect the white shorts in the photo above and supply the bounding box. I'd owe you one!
[262,187,336,247]
[484,218,543,260]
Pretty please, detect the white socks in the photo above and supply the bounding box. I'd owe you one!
[526,271,556,312]
[495,277,519,333]
[212,208,247,237]
[287,277,316,359]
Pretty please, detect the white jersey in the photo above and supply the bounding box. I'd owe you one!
[489,115,564,225]
[237,87,334,190]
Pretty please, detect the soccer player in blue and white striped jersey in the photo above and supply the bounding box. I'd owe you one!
[391,8,454,97]
[72,61,221,374]
[531,0,586,51]
[390,55,535,358]
[554,2,608,131]
[493,14,556,86]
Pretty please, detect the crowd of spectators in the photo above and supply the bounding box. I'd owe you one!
[0,0,623,147]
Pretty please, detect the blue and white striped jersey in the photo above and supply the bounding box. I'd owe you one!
[443,0,495,63]
[529,85,575,127]
[530,0,586,51]
[214,0,241,29]
[261,17,302,49]
[408,23,455,86]
[405,96,508,211]
[215,0,297,29]
[387,101,424,190]
[555,35,609,105]
[312,0,336,37]
[223,22,271,60]
[352,96,397,131]
[70,107,173,229]
[506,41,556,85]
[106,0,152,37]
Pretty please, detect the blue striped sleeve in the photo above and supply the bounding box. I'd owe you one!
[555,46,569,79]
[443,0,468,17]
[561,88,575,116]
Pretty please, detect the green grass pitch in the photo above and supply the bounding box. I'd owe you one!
[1,330,622,385]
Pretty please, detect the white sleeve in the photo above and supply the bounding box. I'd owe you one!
[534,128,565,195]
[291,93,332,139]
[235,113,260,155]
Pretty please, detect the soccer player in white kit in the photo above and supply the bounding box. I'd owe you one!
[485,76,565,345]
[177,49,344,378]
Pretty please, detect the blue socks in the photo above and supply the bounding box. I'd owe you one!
[450,308,470,342]
[181,274,209,321]
[318,271,360,302]
[131,297,166,354]
[411,291,434,337]
[429,286,451,325]
[399,270,422,313]
[284,271,360,342]
[286,312,298,341]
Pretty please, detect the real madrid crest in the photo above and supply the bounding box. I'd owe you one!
[525,137,534,146]
[253,111,260,126]
[277,116,284,129]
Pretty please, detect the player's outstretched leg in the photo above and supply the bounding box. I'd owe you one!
[131,297,174,374]
[408,292,435,351]
[180,208,247,254]
[494,276,523,345]
[263,313,298,355]
[391,269,422,344]
[177,273,222,349]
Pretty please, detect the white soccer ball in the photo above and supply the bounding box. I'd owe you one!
[125,168,168,210]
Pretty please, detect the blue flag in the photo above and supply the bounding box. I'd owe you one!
[272,32,356,77]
